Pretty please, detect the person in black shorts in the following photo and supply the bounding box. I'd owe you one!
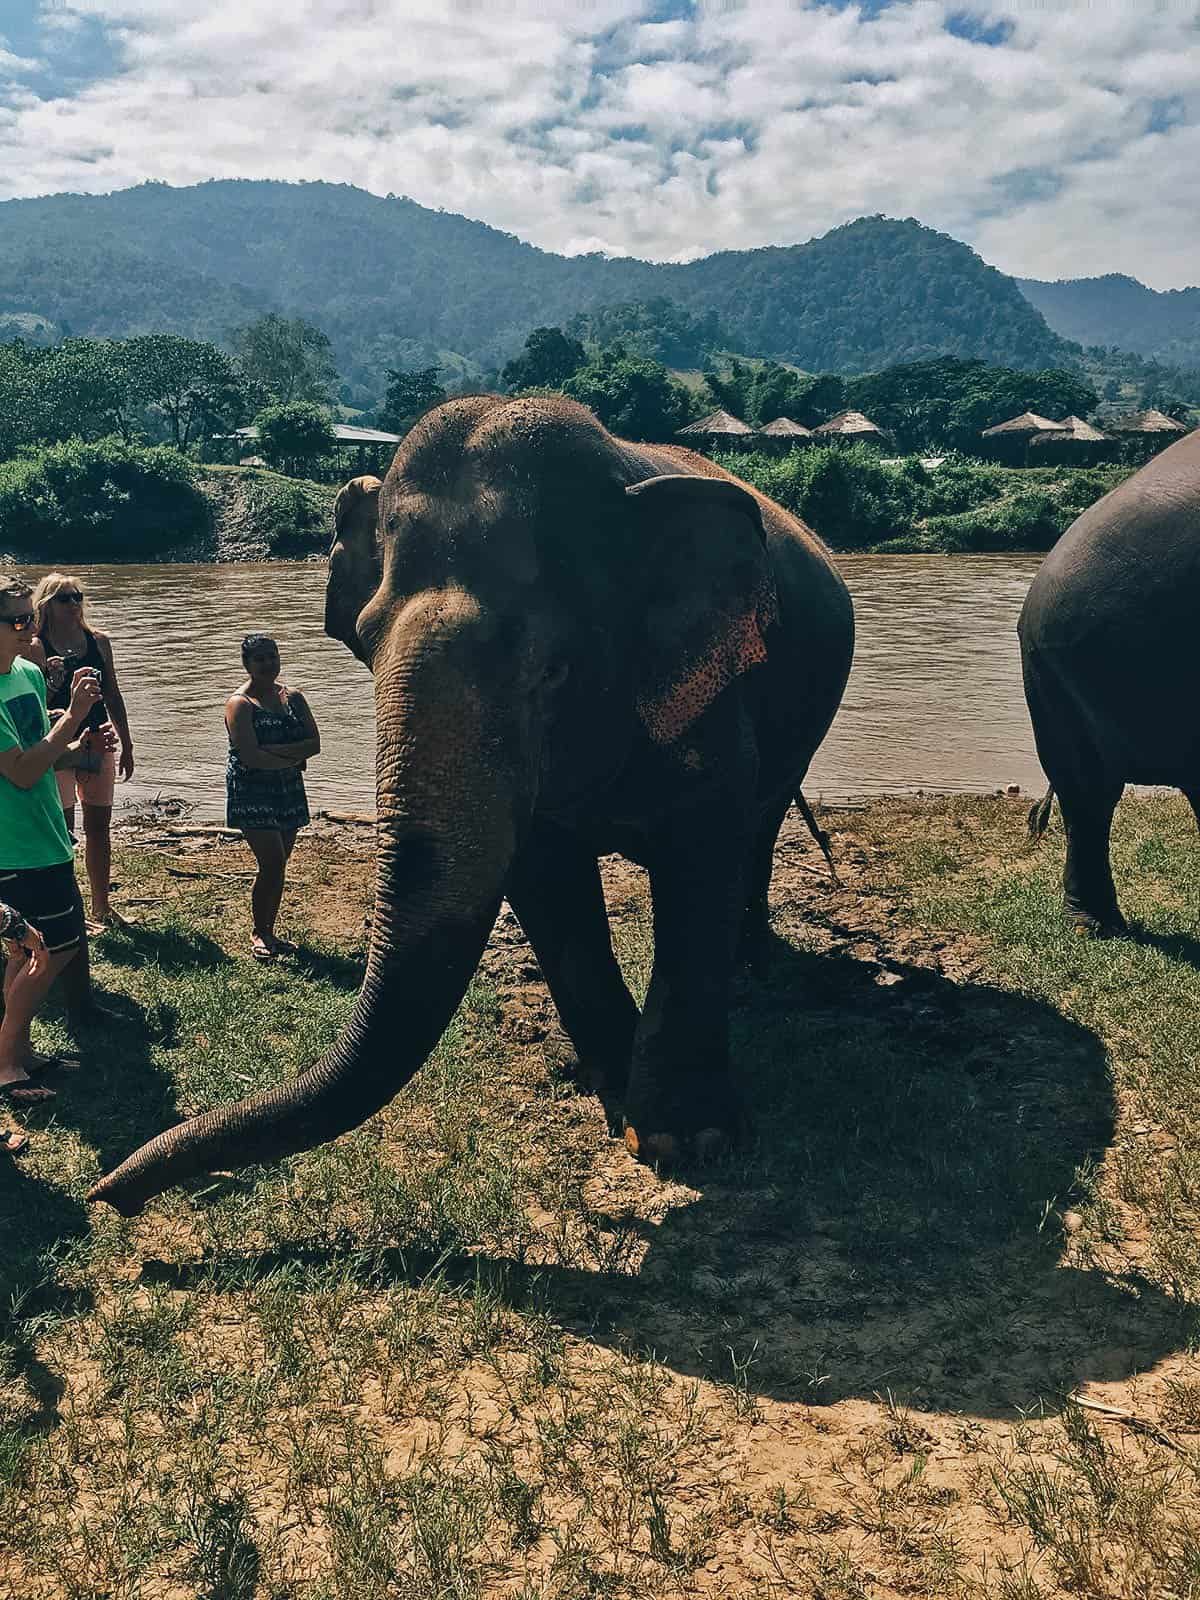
[225,634,320,960]
[0,574,109,1110]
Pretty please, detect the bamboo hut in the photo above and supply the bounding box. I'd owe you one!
[1029,414,1114,465]
[980,412,1067,463]
[813,410,888,447]
[1106,409,1190,464]
[1107,409,1188,438]
[758,416,813,450]
[675,409,755,449]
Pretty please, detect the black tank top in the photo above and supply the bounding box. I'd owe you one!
[43,626,108,733]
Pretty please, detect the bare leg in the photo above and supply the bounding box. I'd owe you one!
[82,804,114,921]
[0,945,80,1093]
[242,829,287,953]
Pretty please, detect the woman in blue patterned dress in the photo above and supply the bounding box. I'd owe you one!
[225,634,320,961]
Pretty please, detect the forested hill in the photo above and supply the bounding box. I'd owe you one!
[1018,274,1200,368]
[0,179,1072,390]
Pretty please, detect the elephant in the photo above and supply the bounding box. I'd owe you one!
[1020,426,1200,933]
[89,394,854,1216]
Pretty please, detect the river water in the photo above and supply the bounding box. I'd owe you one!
[14,555,1047,820]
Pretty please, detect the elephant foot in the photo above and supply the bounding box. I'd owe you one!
[623,1122,732,1170]
[1069,906,1128,939]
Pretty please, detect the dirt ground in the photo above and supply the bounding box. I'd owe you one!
[59,795,1195,1597]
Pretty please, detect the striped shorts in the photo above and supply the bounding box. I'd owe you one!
[0,862,85,953]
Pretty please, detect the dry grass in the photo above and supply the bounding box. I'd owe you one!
[3,793,1200,1596]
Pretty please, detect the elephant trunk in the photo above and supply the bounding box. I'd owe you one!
[89,637,520,1217]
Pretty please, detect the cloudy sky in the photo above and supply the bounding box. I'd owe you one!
[0,0,1195,287]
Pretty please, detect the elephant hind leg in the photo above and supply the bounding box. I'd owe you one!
[1056,782,1125,936]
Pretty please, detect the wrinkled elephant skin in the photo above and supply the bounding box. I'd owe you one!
[90,396,854,1215]
[1021,427,1200,933]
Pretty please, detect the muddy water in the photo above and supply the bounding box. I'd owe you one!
[14,555,1045,820]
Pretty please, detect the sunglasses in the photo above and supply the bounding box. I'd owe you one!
[0,612,35,630]
[249,653,279,664]
[53,592,84,605]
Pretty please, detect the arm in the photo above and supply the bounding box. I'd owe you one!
[226,696,304,770]
[0,673,97,790]
[95,633,134,780]
[283,689,320,758]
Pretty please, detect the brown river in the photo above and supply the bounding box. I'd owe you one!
[15,555,1047,820]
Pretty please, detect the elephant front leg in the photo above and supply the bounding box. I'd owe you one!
[505,822,640,1104]
[623,800,750,1166]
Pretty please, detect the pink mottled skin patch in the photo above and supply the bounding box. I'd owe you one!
[638,597,776,744]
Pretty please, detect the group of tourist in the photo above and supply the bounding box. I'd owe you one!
[0,571,320,1156]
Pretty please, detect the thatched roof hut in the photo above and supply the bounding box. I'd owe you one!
[675,409,754,439]
[759,416,813,439]
[813,410,888,442]
[1030,415,1114,462]
[1106,409,1189,437]
[981,412,1067,439]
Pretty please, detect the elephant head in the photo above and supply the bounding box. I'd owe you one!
[89,396,777,1215]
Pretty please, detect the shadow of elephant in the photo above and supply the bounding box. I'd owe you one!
[136,926,1184,1419]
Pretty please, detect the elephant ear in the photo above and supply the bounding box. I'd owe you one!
[626,474,778,744]
[326,475,383,660]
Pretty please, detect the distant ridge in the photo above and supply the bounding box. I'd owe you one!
[0,180,1076,401]
[1018,273,1200,368]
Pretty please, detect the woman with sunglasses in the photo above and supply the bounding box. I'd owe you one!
[29,574,133,931]
[225,633,320,961]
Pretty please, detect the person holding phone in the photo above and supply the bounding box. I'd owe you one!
[0,575,108,1111]
[29,572,134,930]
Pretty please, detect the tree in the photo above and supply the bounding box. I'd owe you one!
[125,334,248,446]
[233,314,339,404]
[703,360,845,428]
[502,327,586,392]
[252,402,336,475]
[37,338,135,442]
[562,346,697,442]
[378,365,446,431]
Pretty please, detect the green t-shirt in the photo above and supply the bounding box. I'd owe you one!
[0,657,73,870]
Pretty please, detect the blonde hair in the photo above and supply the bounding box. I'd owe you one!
[32,572,89,638]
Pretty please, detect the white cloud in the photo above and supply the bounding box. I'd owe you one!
[0,0,1196,286]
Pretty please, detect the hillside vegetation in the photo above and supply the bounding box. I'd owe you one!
[1020,273,1200,368]
[0,181,1072,400]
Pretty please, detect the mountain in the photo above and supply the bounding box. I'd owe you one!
[0,180,1073,400]
[1018,274,1200,368]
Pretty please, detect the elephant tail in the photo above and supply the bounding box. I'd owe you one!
[1029,787,1055,839]
[794,790,841,886]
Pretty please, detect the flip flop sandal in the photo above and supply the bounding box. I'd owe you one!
[250,941,277,963]
[2,1129,29,1155]
[272,939,300,956]
[0,1080,57,1105]
[28,1052,82,1075]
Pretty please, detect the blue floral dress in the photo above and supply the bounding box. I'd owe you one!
[226,695,311,832]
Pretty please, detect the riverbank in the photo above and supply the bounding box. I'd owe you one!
[716,442,1133,553]
[1,436,1134,560]
[3,793,1200,1597]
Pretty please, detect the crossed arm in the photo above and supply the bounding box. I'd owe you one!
[225,693,321,771]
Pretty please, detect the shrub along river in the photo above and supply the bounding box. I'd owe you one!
[15,555,1048,819]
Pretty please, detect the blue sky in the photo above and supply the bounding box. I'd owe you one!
[0,0,1196,287]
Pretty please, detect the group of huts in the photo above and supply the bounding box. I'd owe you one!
[678,407,1192,464]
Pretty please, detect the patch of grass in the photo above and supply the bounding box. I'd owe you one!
[4,801,1200,1595]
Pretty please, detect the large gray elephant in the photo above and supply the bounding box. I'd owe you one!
[90,395,853,1215]
[1020,427,1200,932]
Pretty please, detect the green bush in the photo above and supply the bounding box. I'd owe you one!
[0,436,209,558]
[715,444,1132,553]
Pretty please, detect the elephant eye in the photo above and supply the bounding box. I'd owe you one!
[543,658,569,691]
